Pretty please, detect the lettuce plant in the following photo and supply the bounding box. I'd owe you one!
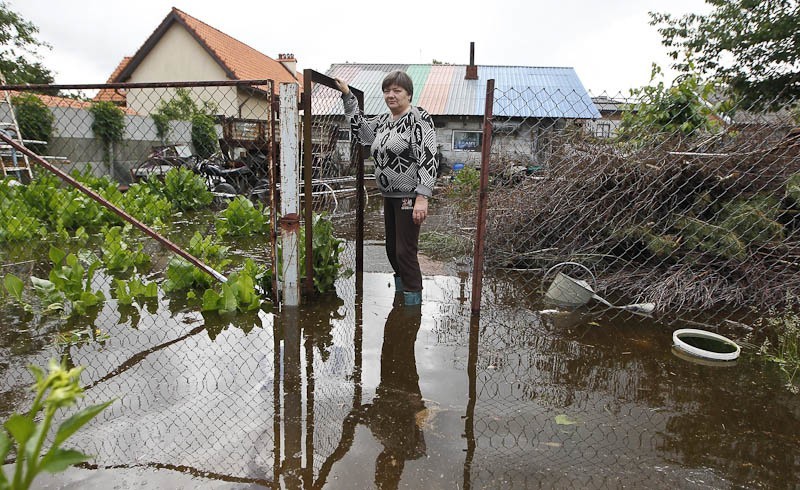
[201,259,264,313]
[216,196,270,237]
[101,226,150,273]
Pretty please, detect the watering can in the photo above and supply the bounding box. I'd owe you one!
[543,262,655,316]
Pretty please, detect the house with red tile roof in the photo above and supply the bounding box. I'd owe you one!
[96,7,301,118]
[11,90,136,114]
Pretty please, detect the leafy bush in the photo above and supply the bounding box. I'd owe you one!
[0,180,45,242]
[29,246,105,316]
[114,278,158,306]
[12,93,54,154]
[304,213,348,294]
[446,166,480,198]
[50,188,111,232]
[617,66,726,146]
[152,88,218,157]
[191,113,217,159]
[262,213,348,295]
[118,182,172,225]
[89,101,125,165]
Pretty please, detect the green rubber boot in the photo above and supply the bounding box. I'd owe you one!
[394,275,404,292]
[403,291,422,306]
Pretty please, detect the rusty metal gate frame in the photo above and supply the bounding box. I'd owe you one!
[301,69,365,296]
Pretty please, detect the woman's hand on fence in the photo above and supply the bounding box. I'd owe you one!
[413,196,428,225]
[334,78,350,96]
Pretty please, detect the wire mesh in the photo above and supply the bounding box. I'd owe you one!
[0,77,371,486]
[479,87,800,327]
[0,80,285,481]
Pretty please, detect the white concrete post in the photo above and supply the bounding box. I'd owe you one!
[279,82,300,306]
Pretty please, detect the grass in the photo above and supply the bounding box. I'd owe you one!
[754,297,800,393]
[419,231,472,260]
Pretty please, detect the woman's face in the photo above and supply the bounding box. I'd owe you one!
[383,84,411,115]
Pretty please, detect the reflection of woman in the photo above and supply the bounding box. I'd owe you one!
[335,72,438,306]
[362,299,426,489]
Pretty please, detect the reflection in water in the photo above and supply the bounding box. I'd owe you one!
[282,296,426,489]
[6,264,800,488]
[361,299,425,489]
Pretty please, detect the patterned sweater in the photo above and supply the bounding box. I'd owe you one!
[342,92,438,198]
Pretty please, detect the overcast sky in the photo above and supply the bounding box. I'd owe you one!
[14,0,710,95]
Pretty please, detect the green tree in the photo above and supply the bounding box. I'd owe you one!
[617,65,722,145]
[12,93,54,153]
[650,0,800,109]
[152,88,218,157]
[0,2,56,89]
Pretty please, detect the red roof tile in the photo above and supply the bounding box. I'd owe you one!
[109,8,301,94]
[94,57,131,104]
[9,90,137,114]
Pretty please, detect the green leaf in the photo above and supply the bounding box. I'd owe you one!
[555,414,578,426]
[23,418,46,461]
[39,448,91,473]
[52,400,114,448]
[114,279,133,305]
[48,245,66,266]
[202,289,221,311]
[4,414,35,445]
[221,283,237,313]
[3,274,24,301]
[0,429,12,462]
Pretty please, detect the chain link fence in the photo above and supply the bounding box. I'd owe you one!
[0,78,366,484]
[477,87,800,327]
[4,74,798,488]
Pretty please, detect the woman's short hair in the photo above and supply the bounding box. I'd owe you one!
[382,70,414,101]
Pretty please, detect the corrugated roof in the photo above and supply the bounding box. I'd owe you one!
[323,64,600,119]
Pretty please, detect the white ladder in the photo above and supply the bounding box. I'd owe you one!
[0,71,33,181]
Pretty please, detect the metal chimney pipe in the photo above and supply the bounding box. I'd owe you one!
[466,42,478,80]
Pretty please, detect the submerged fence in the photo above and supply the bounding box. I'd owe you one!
[3,72,799,488]
[0,78,367,483]
[473,85,800,327]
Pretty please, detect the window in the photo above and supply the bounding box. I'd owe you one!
[452,131,482,152]
[595,121,611,138]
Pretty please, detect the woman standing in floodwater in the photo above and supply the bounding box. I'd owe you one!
[334,71,438,306]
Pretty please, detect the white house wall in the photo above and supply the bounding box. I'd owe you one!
[124,23,239,116]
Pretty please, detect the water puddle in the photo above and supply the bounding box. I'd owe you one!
[2,211,799,488]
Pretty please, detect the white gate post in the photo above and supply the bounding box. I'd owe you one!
[279,82,300,306]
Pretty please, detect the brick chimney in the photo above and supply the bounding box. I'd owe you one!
[278,53,297,78]
[465,42,478,80]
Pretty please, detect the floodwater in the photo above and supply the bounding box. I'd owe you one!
[2,201,800,489]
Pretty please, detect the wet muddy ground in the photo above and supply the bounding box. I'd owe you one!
[3,199,800,489]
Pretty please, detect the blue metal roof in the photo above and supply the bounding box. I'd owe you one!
[322,64,600,119]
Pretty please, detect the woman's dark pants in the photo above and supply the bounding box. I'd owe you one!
[383,197,422,293]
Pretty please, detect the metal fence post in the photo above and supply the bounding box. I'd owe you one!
[280,82,301,306]
[471,79,495,314]
[302,69,314,295]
